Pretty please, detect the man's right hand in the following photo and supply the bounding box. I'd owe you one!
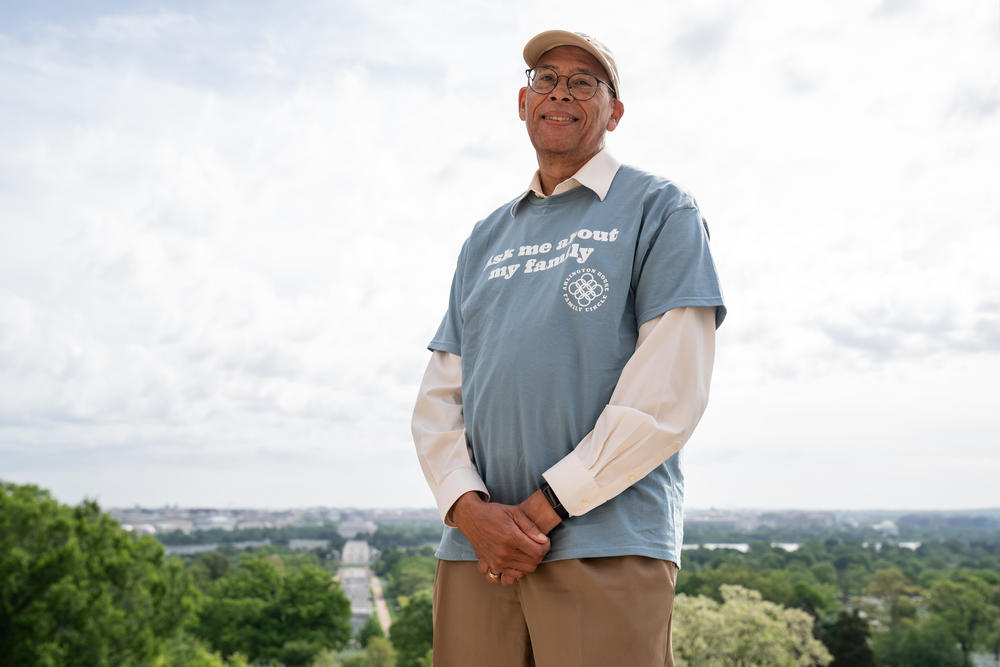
[450,491,550,585]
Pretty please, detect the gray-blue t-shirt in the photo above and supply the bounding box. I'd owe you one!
[429,164,726,565]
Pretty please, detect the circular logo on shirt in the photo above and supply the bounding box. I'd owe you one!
[562,269,609,312]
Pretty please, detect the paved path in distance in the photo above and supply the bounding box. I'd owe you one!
[368,568,392,633]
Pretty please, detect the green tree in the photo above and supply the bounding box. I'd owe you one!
[363,637,397,667]
[390,565,434,599]
[390,589,433,667]
[677,562,835,619]
[360,613,386,647]
[927,576,994,660]
[0,482,196,666]
[818,610,875,667]
[189,551,234,591]
[373,548,405,577]
[194,554,351,663]
[384,554,436,601]
[309,648,342,667]
[374,547,437,606]
[279,639,328,666]
[341,653,367,667]
[789,579,836,618]
[983,610,1000,664]
[366,525,442,551]
[341,644,395,667]
[157,633,249,666]
[157,521,347,556]
[837,564,871,604]
[810,562,837,586]
[865,568,921,628]
[673,585,833,666]
[872,617,965,667]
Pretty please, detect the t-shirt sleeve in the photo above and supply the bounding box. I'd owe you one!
[428,240,468,355]
[632,205,726,328]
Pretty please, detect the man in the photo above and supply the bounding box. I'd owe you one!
[412,30,725,666]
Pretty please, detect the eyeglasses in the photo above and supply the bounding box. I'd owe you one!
[525,66,616,101]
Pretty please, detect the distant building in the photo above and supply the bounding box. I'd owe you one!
[235,520,272,530]
[155,520,193,534]
[196,515,237,531]
[164,544,219,556]
[342,540,373,565]
[872,519,899,536]
[290,539,331,552]
[757,511,836,529]
[338,519,376,539]
[370,508,441,523]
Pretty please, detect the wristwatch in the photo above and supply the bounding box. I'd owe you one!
[539,480,569,520]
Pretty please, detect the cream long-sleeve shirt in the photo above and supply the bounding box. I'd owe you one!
[412,150,717,525]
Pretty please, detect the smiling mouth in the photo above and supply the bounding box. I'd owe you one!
[542,114,577,122]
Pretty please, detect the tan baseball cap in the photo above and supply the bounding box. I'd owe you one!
[523,30,621,100]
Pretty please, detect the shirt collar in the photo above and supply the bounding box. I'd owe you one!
[509,148,621,217]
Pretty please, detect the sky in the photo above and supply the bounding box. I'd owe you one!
[1,0,998,511]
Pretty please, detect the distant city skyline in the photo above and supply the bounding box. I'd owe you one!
[2,1,998,510]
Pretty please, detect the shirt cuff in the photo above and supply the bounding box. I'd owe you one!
[436,468,490,527]
[542,450,603,518]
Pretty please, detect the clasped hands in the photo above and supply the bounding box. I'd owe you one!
[451,489,563,586]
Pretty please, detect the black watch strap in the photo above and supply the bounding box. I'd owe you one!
[540,481,569,520]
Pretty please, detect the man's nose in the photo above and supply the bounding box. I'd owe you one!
[550,76,572,101]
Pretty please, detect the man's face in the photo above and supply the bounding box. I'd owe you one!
[518,45,624,164]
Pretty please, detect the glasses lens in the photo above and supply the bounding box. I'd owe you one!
[567,74,599,100]
[528,68,602,100]
[529,67,558,94]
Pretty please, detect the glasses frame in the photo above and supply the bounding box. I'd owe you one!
[525,66,616,101]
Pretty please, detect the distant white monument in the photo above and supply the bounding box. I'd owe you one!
[341,540,373,565]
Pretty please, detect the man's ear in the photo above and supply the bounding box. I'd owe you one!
[606,99,625,131]
[518,87,528,121]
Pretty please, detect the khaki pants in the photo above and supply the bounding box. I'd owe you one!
[433,556,678,667]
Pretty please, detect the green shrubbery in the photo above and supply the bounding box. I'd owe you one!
[0,481,352,666]
[680,538,1000,665]
[8,480,1000,667]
